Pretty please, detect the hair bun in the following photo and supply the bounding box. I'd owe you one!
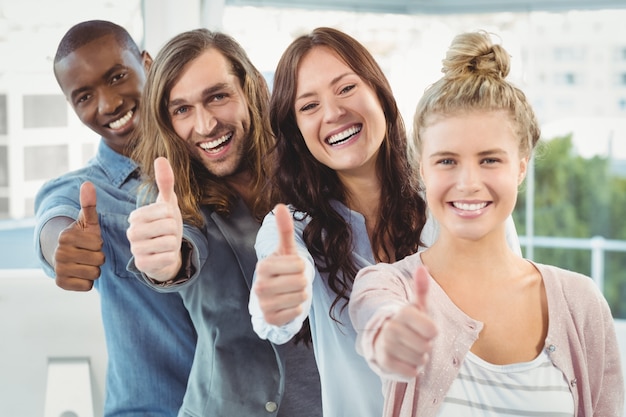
[441,31,510,80]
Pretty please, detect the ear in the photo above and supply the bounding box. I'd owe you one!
[141,51,153,73]
[518,156,529,185]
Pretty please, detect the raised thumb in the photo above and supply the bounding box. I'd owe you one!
[154,157,176,204]
[274,204,296,256]
[78,181,99,228]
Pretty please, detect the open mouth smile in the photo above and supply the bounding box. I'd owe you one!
[326,124,362,146]
[199,132,233,153]
[108,110,133,130]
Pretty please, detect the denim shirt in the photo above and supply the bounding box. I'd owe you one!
[34,140,196,417]
[130,199,322,417]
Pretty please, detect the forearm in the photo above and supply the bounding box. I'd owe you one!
[39,216,75,267]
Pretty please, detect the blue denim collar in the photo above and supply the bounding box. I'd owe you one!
[94,139,139,188]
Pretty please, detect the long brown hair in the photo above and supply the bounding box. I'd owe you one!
[129,29,274,227]
[269,27,426,326]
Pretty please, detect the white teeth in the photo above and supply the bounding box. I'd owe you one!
[453,202,488,211]
[199,133,232,151]
[327,125,361,145]
[109,110,133,130]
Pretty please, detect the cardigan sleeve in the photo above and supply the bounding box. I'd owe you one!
[585,281,624,416]
[349,254,421,382]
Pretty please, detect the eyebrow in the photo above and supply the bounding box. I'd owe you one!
[167,82,230,110]
[295,72,355,102]
[428,148,509,158]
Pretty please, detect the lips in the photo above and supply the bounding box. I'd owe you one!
[108,110,133,130]
[452,201,488,211]
[199,132,233,153]
[326,124,362,146]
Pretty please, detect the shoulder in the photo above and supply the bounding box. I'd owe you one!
[354,252,422,290]
[35,168,92,209]
[535,262,612,325]
[535,262,600,296]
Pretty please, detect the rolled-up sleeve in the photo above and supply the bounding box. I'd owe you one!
[127,224,208,293]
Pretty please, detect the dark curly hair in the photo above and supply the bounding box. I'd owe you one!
[268,27,427,342]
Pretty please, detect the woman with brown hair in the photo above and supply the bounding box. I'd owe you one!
[249,27,521,415]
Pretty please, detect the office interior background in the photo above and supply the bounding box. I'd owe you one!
[1,0,626,416]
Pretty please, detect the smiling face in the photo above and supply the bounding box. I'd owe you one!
[293,46,386,179]
[419,110,528,243]
[54,34,148,155]
[167,48,250,179]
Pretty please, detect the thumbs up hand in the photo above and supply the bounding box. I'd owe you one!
[373,265,438,377]
[127,157,183,282]
[53,181,105,291]
[253,204,308,326]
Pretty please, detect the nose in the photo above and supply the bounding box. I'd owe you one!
[455,164,481,193]
[194,108,217,136]
[98,89,123,115]
[323,98,346,124]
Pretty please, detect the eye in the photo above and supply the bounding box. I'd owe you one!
[111,71,128,84]
[437,158,455,166]
[481,157,500,165]
[172,106,190,116]
[339,84,356,95]
[298,102,318,112]
[76,93,92,105]
[211,93,227,102]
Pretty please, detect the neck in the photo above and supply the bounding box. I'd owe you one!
[226,170,256,212]
[340,171,381,229]
[422,226,524,284]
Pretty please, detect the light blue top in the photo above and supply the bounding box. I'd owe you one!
[34,140,196,417]
[249,200,521,417]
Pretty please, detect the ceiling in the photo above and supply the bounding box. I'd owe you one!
[224,0,626,14]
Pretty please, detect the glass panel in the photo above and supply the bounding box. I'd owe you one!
[22,94,67,129]
[0,95,7,135]
[23,145,68,180]
[0,197,8,219]
[0,146,7,186]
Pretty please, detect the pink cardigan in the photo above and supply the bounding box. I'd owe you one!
[349,252,624,417]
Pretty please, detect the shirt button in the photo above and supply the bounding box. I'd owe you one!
[571,378,577,387]
[265,401,278,413]
[452,357,459,366]
[547,344,556,353]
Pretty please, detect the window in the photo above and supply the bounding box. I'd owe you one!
[553,46,586,61]
[0,94,7,135]
[22,94,67,129]
[23,145,68,181]
[554,72,578,85]
[0,146,7,187]
[0,197,8,219]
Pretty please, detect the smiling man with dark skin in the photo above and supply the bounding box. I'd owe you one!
[34,20,195,416]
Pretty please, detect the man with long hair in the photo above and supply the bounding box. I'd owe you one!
[126,29,322,416]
